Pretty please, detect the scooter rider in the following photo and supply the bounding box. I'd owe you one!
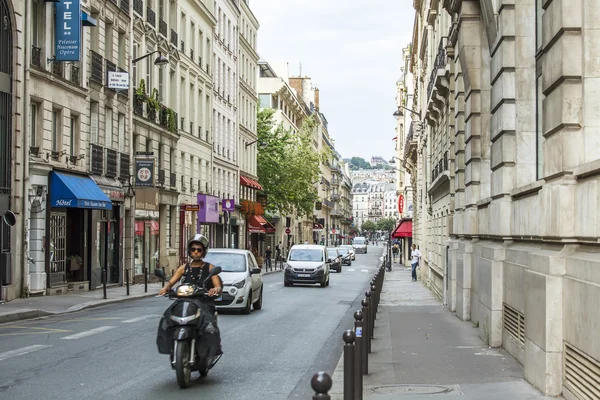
[158,234,223,355]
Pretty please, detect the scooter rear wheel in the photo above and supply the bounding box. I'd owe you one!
[175,341,192,388]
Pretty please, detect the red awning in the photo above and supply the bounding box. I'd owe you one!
[240,175,263,191]
[247,215,266,233]
[313,223,324,231]
[135,221,159,235]
[392,220,413,238]
[255,215,276,233]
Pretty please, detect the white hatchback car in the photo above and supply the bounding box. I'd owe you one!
[202,249,263,314]
[339,245,356,260]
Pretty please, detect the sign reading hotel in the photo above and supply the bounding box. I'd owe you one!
[55,0,81,61]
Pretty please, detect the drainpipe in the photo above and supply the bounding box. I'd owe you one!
[20,0,31,297]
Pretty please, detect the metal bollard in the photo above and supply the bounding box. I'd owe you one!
[103,266,107,300]
[125,268,130,296]
[371,284,378,323]
[161,266,166,288]
[365,291,373,348]
[311,371,333,400]
[342,329,356,400]
[354,310,366,385]
[144,266,148,293]
[361,298,371,361]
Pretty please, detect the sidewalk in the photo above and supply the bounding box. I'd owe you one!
[330,265,557,400]
[0,268,281,324]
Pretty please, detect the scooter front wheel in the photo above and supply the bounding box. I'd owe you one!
[175,341,192,388]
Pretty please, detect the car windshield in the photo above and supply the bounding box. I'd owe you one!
[202,253,247,272]
[289,249,323,262]
[353,238,365,245]
[338,248,349,255]
[327,250,338,258]
[340,245,353,250]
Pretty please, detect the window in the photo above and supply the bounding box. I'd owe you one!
[535,0,544,179]
[146,45,153,93]
[106,108,113,148]
[51,110,60,152]
[118,113,125,152]
[132,43,138,87]
[90,102,99,143]
[31,0,41,47]
[158,68,164,102]
[69,116,78,156]
[118,32,126,67]
[30,103,38,147]
[105,22,114,62]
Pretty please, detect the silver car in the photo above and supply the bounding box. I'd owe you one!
[202,249,263,314]
[339,245,355,260]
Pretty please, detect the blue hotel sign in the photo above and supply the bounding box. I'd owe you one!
[55,0,81,61]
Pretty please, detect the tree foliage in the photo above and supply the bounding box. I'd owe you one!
[257,108,324,217]
[376,218,397,233]
[349,157,371,170]
[360,220,377,233]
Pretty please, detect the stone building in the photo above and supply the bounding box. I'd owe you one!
[405,0,600,397]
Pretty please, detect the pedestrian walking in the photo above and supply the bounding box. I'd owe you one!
[275,242,282,269]
[392,243,399,263]
[410,244,422,282]
[265,246,272,271]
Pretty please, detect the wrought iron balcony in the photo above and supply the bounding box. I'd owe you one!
[90,50,103,84]
[427,38,447,102]
[159,19,167,37]
[106,149,118,178]
[133,95,144,116]
[431,151,449,182]
[52,60,63,78]
[157,169,165,186]
[170,172,176,188]
[91,144,104,175]
[31,45,42,68]
[331,193,341,202]
[146,7,155,27]
[119,152,130,179]
[70,65,81,86]
[133,0,143,16]
[119,0,129,14]
[105,60,116,90]
[322,198,334,209]
[170,29,178,47]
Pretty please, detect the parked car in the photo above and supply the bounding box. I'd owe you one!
[352,237,368,254]
[284,244,331,287]
[326,248,343,272]
[202,249,263,314]
[337,248,352,266]
[339,244,355,260]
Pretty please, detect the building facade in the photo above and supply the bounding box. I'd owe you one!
[405,0,600,398]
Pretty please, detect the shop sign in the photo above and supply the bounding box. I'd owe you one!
[107,71,129,90]
[135,188,159,211]
[180,204,199,212]
[135,158,154,187]
[222,199,235,212]
[55,0,81,61]
[100,187,125,202]
[197,194,219,224]
[398,194,404,214]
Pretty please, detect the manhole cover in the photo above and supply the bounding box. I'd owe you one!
[368,384,456,395]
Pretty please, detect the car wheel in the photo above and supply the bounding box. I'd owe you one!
[284,281,292,287]
[320,278,327,288]
[253,286,263,310]
[242,290,252,314]
[326,275,330,286]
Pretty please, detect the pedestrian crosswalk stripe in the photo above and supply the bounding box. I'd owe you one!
[60,326,116,340]
[361,269,369,272]
[347,268,355,271]
[0,345,53,361]
[122,315,159,323]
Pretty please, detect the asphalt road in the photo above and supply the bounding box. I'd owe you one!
[0,247,383,400]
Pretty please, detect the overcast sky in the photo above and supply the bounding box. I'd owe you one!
[250,0,415,162]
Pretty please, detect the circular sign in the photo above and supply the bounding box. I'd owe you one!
[285,228,291,235]
[137,167,152,183]
[332,228,337,234]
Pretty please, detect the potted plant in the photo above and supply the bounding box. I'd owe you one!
[67,254,82,271]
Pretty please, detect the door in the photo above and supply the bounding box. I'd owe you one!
[0,0,13,287]
[49,212,67,286]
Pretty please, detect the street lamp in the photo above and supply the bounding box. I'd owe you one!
[393,105,421,120]
[132,50,169,68]
[245,139,267,148]
[389,156,402,164]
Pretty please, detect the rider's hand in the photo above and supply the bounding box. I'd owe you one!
[208,287,221,297]
[158,287,169,296]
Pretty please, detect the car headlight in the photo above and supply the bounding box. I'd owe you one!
[284,263,292,270]
[232,279,247,289]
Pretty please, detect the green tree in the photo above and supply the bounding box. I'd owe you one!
[349,157,371,170]
[360,220,377,234]
[376,218,397,233]
[257,108,324,217]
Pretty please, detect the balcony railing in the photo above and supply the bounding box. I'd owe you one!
[133,0,143,16]
[52,60,63,78]
[427,38,447,102]
[31,45,42,68]
[91,144,104,175]
[109,0,118,6]
[159,19,167,37]
[70,65,81,86]
[133,95,144,116]
[431,151,449,182]
[105,60,116,90]
[90,50,103,84]
[106,149,118,177]
[146,7,155,27]
[157,169,165,186]
[119,0,129,14]
[169,172,176,188]
[331,193,341,202]
[119,152,130,179]
[170,29,178,47]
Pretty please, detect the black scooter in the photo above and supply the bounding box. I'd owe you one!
[155,267,223,388]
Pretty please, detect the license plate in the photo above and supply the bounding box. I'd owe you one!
[298,273,311,278]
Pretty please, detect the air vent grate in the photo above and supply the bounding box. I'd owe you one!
[564,342,600,400]
[502,303,525,348]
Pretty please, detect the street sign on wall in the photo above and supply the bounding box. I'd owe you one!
[135,158,154,187]
[107,71,130,90]
[55,0,81,61]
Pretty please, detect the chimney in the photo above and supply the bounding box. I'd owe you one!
[314,88,320,111]
[289,77,304,99]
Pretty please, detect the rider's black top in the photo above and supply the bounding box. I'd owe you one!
[182,262,215,288]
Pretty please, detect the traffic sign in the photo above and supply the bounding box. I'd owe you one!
[332,228,337,234]
[285,228,291,234]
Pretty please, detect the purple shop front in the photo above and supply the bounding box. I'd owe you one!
[197,194,220,229]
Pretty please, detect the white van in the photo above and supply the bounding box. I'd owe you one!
[283,244,331,287]
[352,237,368,254]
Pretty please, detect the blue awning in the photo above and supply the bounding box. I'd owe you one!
[50,172,112,210]
[81,12,97,27]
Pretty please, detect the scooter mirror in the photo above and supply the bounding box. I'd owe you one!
[210,266,222,276]
[154,269,166,279]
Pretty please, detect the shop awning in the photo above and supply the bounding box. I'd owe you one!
[240,175,263,191]
[135,221,159,235]
[255,215,276,233]
[247,215,267,233]
[312,222,324,231]
[50,172,112,210]
[392,219,413,238]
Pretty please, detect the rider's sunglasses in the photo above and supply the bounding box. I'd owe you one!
[190,247,203,253]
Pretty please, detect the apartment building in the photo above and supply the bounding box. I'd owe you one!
[405,0,600,397]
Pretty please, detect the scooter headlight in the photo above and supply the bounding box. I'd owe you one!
[176,285,195,297]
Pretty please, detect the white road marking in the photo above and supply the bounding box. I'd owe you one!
[0,345,53,361]
[122,315,159,323]
[361,269,369,273]
[347,269,355,272]
[60,326,116,340]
